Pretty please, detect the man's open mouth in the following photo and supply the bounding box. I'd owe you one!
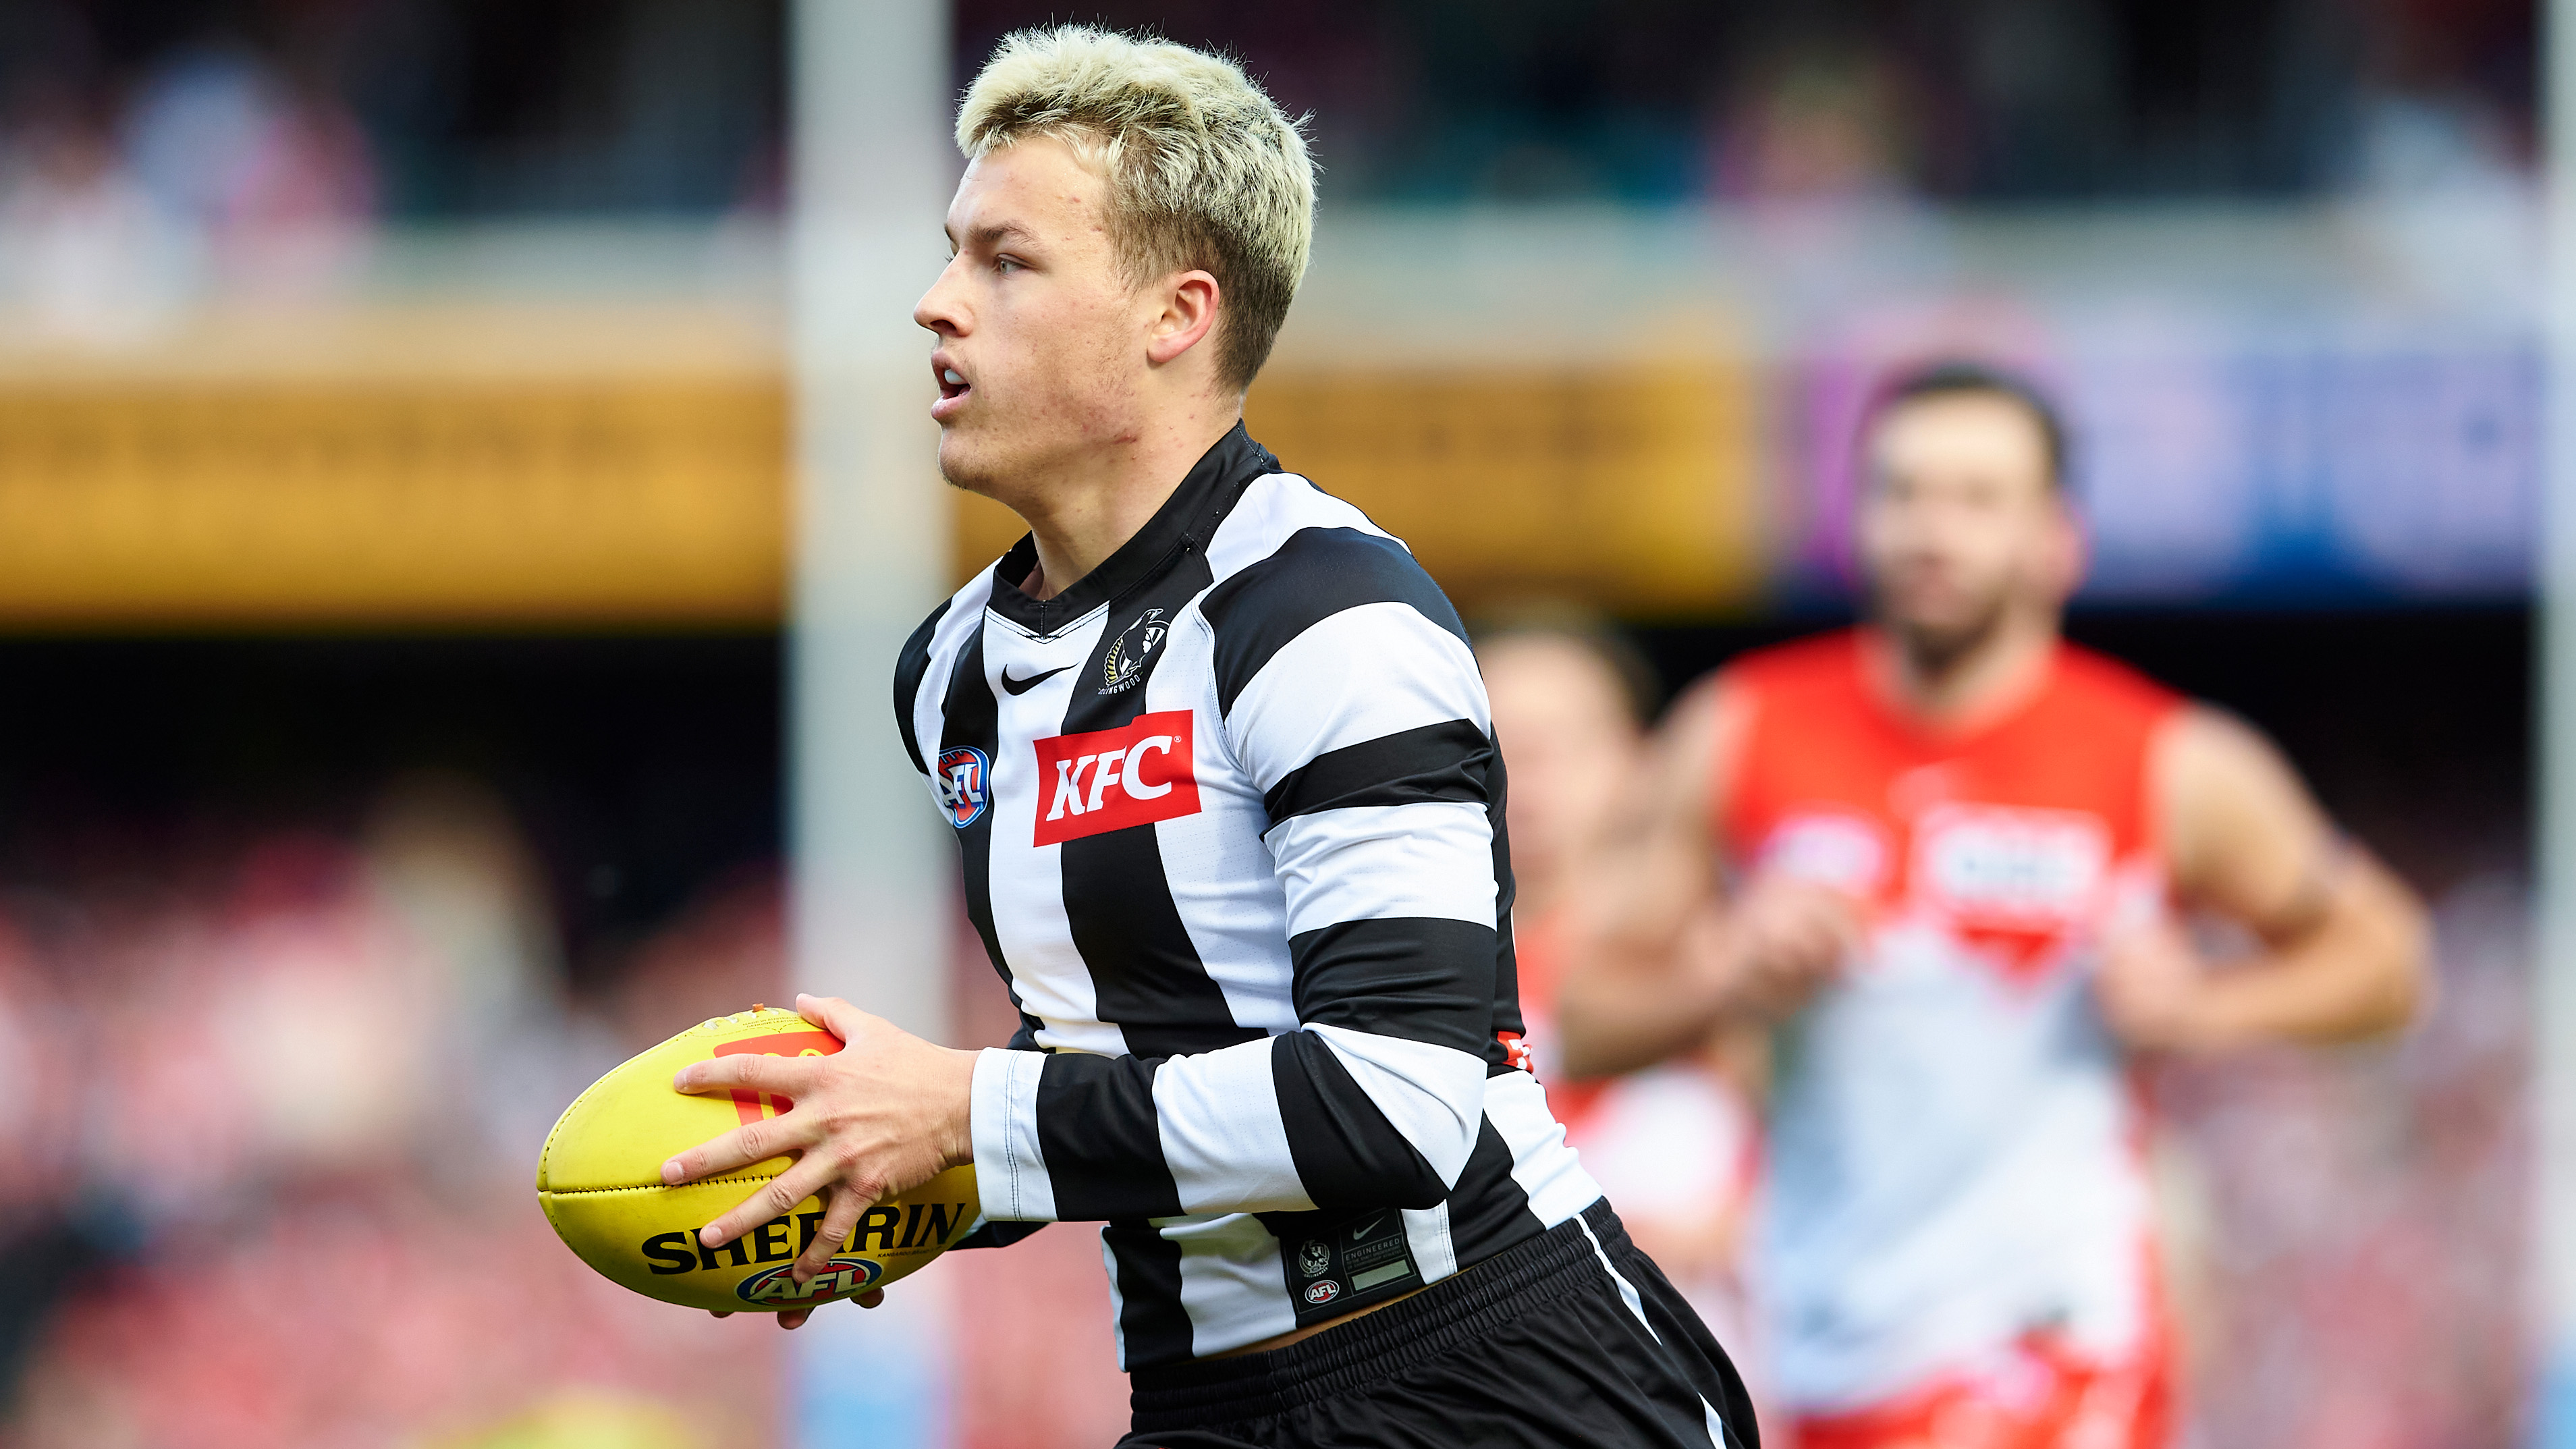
[935,360,970,404]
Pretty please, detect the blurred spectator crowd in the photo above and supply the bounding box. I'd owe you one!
[0,776,790,1449]
[0,41,373,339]
[0,0,2540,286]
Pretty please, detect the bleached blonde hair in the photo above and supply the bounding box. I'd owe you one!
[957,26,1315,391]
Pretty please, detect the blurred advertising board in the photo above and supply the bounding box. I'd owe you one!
[0,198,2540,628]
[1786,334,2536,606]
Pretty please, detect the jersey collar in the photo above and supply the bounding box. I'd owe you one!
[983,420,1278,638]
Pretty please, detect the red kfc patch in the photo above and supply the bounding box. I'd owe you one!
[1032,710,1202,846]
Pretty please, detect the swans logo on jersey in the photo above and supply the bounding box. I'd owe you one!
[1913,803,2110,928]
[1759,812,1889,898]
[1099,607,1170,694]
[1032,711,1201,846]
[936,746,991,828]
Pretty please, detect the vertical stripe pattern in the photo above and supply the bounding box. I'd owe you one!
[919,426,1599,1368]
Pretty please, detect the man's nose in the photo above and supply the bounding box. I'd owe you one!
[914,259,966,335]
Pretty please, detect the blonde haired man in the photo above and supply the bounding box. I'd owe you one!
[660,26,1758,1448]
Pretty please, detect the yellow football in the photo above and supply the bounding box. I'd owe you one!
[536,1006,980,1313]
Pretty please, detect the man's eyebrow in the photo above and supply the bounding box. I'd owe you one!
[953,221,1039,250]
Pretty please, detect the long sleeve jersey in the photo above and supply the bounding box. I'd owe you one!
[894,424,1601,1369]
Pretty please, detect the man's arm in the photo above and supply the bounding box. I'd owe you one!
[2095,706,2430,1051]
[1555,677,1857,1079]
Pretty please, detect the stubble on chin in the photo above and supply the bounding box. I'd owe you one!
[1880,593,2010,680]
[935,429,997,496]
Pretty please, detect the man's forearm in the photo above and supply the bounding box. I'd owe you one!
[2187,860,2429,1050]
[1555,959,1728,1080]
[971,1025,1486,1225]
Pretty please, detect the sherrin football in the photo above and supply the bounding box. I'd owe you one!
[537,1006,981,1313]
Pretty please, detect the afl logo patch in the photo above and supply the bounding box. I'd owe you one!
[1099,607,1170,694]
[1304,1280,1342,1306]
[736,1255,885,1306]
[935,746,991,828]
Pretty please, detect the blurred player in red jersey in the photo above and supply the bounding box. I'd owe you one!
[1556,362,2430,1449]
[1477,615,1766,1371]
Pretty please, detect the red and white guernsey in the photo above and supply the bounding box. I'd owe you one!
[1716,630,2183,1418]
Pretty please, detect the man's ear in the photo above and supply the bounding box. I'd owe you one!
[2041,494,2089,601]
[1145,270,1222,367]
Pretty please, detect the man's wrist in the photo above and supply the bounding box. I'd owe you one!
[967,1046,1058,1222]
[2174,975,2261,1054]
[937,1045,979,1170]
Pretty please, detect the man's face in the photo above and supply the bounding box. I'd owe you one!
[1855,392,2074,668]
[1481,636,1640,889]
[914,136,1147,498]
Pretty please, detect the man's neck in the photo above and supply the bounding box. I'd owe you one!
[1016,406,1242,601]
[1865,609,2061,732]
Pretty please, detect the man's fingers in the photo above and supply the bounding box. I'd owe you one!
[1789,886,1862,945]
[791,1182,875,1282]
[698,1152,844,1249]
[661,1110,815,1187]
[778,1308,814,1330]
[796,992,873,1042]
[858,1288,885,1309]
[673,1050,822,1098]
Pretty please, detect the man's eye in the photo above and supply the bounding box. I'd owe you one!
[994,256,1024,274]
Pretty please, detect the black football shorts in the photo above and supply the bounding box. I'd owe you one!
[1119,1199,1759,1449]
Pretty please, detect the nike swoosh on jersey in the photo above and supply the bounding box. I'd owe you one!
[1352,1215,1392,1240]
[1001,665,1073,695]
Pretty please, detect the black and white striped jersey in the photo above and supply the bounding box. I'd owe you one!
[894,423,1601,1370]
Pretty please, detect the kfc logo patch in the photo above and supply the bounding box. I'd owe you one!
[1032,711,1201,846]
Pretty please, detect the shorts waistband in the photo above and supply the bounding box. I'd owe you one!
[1128,1198,1624,1432]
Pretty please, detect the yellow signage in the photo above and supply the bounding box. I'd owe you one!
[0,350,1755,627]
[956,360,1761,618]
[0,377,784,627]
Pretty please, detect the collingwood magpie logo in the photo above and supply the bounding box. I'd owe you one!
[1099,607,1170,694]
[1298,1239,1331,1278]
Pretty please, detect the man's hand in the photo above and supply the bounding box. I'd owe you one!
[2093,921,2223,1053]
[663,993,978,1330]
[1711,876,1860,1022]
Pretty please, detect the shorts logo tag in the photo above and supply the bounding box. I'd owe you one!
[1286,1209,1421,1323]
[1031,711,1200,846]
